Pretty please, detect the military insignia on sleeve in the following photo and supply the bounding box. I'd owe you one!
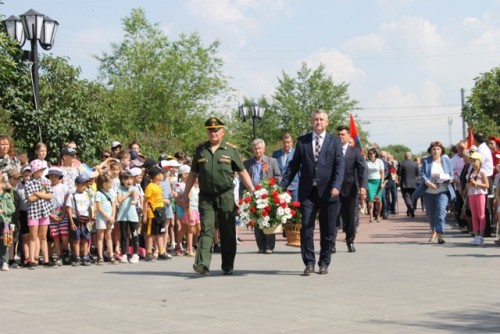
[218,158,231,164]
[197,158,207,164]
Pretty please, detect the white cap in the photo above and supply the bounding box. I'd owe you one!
[111,141,122,148]
[130,167,143,177]
[178,164,191,175]
[160,160,181,168]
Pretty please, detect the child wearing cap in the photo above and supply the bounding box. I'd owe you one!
[60,147,80,194]
[465,152,489,245]
[144,167,169,261]
[116,172,140,263]
[66,174,93,266]
[95,173,117,265]
[107,160,122,256]
[159,167,174,254]
[0,176,15,271]
[25,159,57,269]
[47,168,70,266]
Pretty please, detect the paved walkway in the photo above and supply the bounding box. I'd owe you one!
[1,199,499,334]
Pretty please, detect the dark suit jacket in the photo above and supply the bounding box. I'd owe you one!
[397,158,418,189]
[243,155,281,188]
[281,132,344,201]
[341,145,367,197]
[272,148,298,190]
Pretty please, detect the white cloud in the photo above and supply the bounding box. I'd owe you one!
[463,17,480,26]
[304,48,366,85]
[377,0,415,16]
[186,0,244,24]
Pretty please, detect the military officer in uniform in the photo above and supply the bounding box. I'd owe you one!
[183,117,255,276]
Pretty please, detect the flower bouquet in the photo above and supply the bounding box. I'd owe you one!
[239,177,297,234]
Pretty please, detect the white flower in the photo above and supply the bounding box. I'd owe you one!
[279,192,291,203]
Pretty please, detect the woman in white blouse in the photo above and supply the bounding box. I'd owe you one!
[365,148,385,222]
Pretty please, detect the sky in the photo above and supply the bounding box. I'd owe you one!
[3,0,500,153]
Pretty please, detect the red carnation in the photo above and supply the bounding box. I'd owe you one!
[291,201,301,208]
[265,205,271,212]
[269,178,277,186]
[274,197,281,204]
[250,207,256,213]
[262,193,268,199]
[255,184,262,190]
[272,191,279,198]
[248,220,254,227]
[280,202,287,208]
[244,197,252,203]
[262,210,269,217]
[291,209,296,216]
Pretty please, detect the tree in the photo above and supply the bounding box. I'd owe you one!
[8,55,110,164]
[228,63,362,156]
[96,8,231,158]
[0,30,32,138]
[463,66,500,136]
[380,144,412,162]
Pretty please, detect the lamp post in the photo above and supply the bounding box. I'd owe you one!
[238,103,265,139]
[2,9,59,142]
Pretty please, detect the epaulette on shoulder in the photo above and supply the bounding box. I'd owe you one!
[196,142,205,149]
[226,141,238,149]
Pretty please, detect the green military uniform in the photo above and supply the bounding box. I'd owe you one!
[192,118,245,273]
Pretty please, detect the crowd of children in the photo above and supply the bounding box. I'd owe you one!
[0,136,202,271]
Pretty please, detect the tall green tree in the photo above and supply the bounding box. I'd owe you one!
[8,55,110,163]
[0,29,32,138]
[229,63,361,155]
[96,8,231,158]
[463,66,500,136]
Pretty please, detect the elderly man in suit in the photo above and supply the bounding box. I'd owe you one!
[333,125,367,253]
[397,151,419,217]
[281,110,344,275]
[243,138,281,254]
[272,133,299,201]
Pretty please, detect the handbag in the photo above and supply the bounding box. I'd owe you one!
[149,202,166,226]
[73,193,92,227]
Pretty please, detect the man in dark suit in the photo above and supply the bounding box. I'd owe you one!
[397,151,418,217]
[333,125,367,253]
[272,133,299,201]
[281,110,344,275]
[243,139,281,254]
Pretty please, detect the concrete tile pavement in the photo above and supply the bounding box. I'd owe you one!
[1,203,499,333]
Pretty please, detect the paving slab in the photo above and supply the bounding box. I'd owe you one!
[1,204,499,333]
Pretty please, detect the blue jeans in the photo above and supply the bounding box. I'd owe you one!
[423,191,450,234]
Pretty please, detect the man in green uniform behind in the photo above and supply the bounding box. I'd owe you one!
[183,117,255,276]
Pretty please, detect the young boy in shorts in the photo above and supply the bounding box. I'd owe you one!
[66,174,93,266]
[47,167,70,266]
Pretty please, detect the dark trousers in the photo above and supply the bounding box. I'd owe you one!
[333,193,359,245]
[384,182,397,214]
[197,191,237,271]
[254,228,276,251]
[301,188,339,267]
[119,221,139,256]
[401,188,415,213]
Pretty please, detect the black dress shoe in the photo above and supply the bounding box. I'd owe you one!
[303,265,314,275]
[331,245,336,253]
[222,268,233,275]
[318,266,328,275]
[347,243,356,253]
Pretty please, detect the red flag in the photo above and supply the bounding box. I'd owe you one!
[467,125,474,148]
[349,113,362,149]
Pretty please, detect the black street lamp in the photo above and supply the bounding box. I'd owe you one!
[238,103,265,139]
[2,9,59,142]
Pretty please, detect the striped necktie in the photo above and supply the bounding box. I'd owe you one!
[315,135,321,161]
